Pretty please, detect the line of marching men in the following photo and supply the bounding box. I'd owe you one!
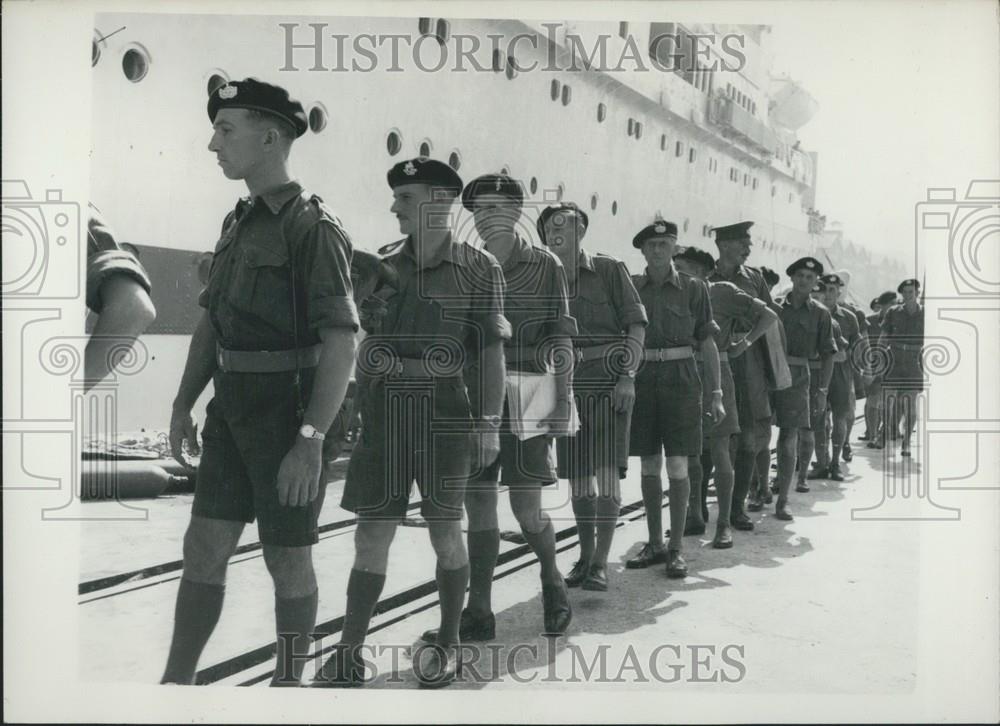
[159,79,926,690]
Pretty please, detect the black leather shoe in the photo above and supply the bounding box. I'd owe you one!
[842,443,854,462]
[412,642,461,689]
[747,491,764,512]
[665,549,688,578]
[775,504,794,521]
[419,608,495,645]
[712,524,734,549]
[683,518,706,536]
[732,513,754,531]
[542,580,572,635]
[806,467,828,480]
[828,465,845,482]
[764,487,774,504]
[311,644,366,688]
[565,559,589,588]
[581,563,608,592]
[795,482,810,493]
[625,542,667,569]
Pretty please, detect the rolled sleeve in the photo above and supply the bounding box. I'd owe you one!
[691,278,720,342]
[86,213,152,313]
[612,260,648,327]
[298,219,360,332]
[547,259,579,338]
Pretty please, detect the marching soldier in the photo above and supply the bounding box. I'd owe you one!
[164,79,358,686]
[709,222,775,530]
[862,291,898,448]
[314,158,509,688]
[673,247,778,548]
[800,280,840,487]
[878,279,925,457]
[626,222,720,577]
[420,174,577,643]
[829,269,868,462]
[539,202,647,590]
[747,264,782,511]
[771,258,836,520]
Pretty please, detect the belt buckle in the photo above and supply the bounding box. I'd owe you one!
[574,348,584,363]
[658,349,667,362]
[216,348,226,370]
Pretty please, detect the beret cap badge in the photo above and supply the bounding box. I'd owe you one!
[218,84,237,99]
[403,161,418,176]
[806,260,815,268]
[654,223,667,234]
[495,178,503,191]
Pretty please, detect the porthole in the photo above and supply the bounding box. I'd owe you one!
[530,177,538,194]
[597,103,607,122]
[92,30,103,67]
[660,134,667,151]
[308,104,328,133]
[635,122,642,140]
[492,49,504,72]
[771,185,777,197]
[628,119,635,136]
[419,140,432,157]
[551,79,561,101]
[683,219,690,233]
[675,141,683,157]
[418,17,432,35]
[386,130,403,156]
[611,201,618,216]
[561,84,572,106]
[506,56,518,80]
[122,45,151,83]
[556,183,565,201]
[435,19,450,45]
[689,147,696,163]
[448,151,461,171]
[590,194,598,211]
[207,72,228,97]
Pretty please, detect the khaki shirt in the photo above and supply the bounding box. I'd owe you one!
[779,295,836,359]
[633,263,718,348]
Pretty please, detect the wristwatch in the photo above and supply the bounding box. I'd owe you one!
[481,414,502,428]
[622,369,637,379]
[299,423,326,441]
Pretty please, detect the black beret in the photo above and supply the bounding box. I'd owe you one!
[461,174,524,212]
[386,157,463,194]
[207,78,307,138]
[786,256,824,277]
[760,265,780,288]
[870,297,880,311]
[633,220,678,249]
[878,290,899,306]
[712,221,753,243]
[897,278,920,292]
[536,202,588,244]
[673,246,716,272]
[821,273,844,287]
[811,280,826,294]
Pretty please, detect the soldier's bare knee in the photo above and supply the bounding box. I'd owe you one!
[182,517,243,583]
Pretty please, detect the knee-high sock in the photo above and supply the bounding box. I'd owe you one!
[161,578,225,685]
[666,476,690,552]
[593,495,621,566]
[570,494,597,564]
[436,564,470,647]
[700,449,713,515]
[832,414,848,466]
[776,433,798,504]
[797,428,816,483]
[714,466,734,527]
[640,474,664,545]
[522,518,561,585]
[754,447,771,495]
[341,569,386,647]
[466,529,500,616]
[271,589,318,686]
[733,448,755,517]
[686,455,704,524]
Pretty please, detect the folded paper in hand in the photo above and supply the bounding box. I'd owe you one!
[505,371,580,441]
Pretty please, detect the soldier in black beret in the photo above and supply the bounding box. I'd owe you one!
[708,221,777,530]
[626,221,721,577]
[314,158,509,687]
[879,278,924,456]
[539,201,647,591]
[770,257,835,520]
[861,291,898,447]
[162,79,359,686]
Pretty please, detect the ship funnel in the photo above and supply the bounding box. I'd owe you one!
[769,78,818,130]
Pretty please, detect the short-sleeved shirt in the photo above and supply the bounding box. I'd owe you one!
[494,236,577,371]
[843,301,868,336]
[86,204,152,313]
[709,264,774,319]
[779,295,836,359]
[362,235,510,365]
[568,250,647,344]
[200,180,359,351]
[866,313,883,341]
[633,263,718,348]
[880,304,924,345]
[709,280,767,352]
[830,303,861,360]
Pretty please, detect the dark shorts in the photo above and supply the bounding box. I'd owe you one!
[341,377,473,521]
[773,364,811,430]
[730,344,772,423]
[473,397,557,487]
[556,378,631,480]
[629,358,703,457]
[701,360,740,439]
[193,369,326,547]
[885,349,924,391]
[829,362,855,417]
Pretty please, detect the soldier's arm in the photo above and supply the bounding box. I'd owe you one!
[301,328,357,435]
[169,312,217,466]
[817,309,836,390]
[85,275,157,391]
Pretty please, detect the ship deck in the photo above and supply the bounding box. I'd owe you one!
[79,406,920,693]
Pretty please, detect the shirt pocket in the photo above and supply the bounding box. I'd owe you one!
[660,299,694,341]
[230,242,292,326]
[573,284,615,334]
